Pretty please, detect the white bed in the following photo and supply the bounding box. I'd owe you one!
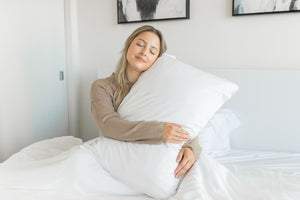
[1,69,300,200]
[1,136,300,200]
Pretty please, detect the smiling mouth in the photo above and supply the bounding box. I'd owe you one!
[136,56,145,62]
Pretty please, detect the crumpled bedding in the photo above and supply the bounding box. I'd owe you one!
[1,136,300,200]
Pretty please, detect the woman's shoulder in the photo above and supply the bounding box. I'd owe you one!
[91,73,116,92]
[92,73,115,86]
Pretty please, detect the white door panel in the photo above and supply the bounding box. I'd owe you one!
[0,0,68,161]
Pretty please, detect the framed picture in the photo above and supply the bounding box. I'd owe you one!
[117,0,190,24]
[233,0,300,16]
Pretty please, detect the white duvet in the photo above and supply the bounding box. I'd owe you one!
[1,136,300,200]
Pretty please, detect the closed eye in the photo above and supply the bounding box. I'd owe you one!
[136,43,145,47]
[150,48,158,55]
[150,50,156,55]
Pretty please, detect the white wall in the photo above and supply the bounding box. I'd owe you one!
[208,69,300,153]
[77,0,300,142]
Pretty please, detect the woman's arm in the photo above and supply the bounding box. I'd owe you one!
[91,78,202,160]
[91,79,164,144]
[183,137,201,159]
[174,137,201,178]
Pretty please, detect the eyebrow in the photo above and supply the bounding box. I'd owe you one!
[137,39,159,51]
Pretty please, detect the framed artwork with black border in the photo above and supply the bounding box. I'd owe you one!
[118,0,190,24]
[233,0,300,16]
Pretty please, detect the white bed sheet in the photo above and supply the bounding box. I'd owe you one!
[88,148,300,200]
[172,149,300,200]
[216,149,300,168]
[0,192,153,200]
[1,137,300,200]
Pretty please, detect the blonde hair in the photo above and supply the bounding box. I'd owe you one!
[113,25,167,110]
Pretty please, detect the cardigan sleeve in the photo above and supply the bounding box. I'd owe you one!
[183,137,202,159]
[91,79,164,144]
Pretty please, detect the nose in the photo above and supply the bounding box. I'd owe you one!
[140,47,147,56]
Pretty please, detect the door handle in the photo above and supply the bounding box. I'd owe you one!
[59,71,64,81]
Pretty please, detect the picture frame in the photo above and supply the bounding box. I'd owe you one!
[117,0,190,24]
[232,0,300,16]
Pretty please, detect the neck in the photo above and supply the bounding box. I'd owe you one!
[126,67,141,84]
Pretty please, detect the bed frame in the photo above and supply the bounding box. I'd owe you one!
[208,69,300,153]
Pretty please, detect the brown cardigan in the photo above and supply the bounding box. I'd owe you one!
[90,73,201,158]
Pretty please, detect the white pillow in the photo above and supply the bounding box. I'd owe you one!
[88,137,180,199]
[198,109,240,157]
[95,54,239,199]
[119,54,239,140]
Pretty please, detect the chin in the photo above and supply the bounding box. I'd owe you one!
[133,64,148,72]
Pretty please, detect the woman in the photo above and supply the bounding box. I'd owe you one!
[90,25,201,178]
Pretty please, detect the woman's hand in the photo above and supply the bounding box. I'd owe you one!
[163,123,190,143]
[174,147,195,178]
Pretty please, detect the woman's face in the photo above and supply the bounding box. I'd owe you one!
[126,31,160,73]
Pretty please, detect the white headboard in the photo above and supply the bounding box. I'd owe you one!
[207,69,300,153]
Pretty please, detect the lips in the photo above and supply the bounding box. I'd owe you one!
[136,56,145,63]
